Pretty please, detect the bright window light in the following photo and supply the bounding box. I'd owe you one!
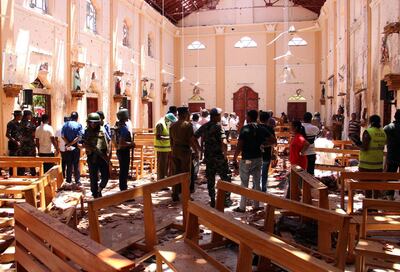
[288,36,308,46]
[187,41,206,50]
[234,36,257,48]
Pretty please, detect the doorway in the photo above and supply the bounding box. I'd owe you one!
[87,97,98,114]
[148,101,153,128]
[33,94,51,125]
[233,86,259,129]
[287,102,307,122]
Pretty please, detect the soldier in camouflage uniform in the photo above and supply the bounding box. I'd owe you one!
[17,110,37,175]
[195,107,232,208]
[6,110,22,157]
[82,112,110,198]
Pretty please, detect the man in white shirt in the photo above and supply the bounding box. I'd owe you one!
[302,112,320,175]
[221,112,229,138]
[55,116,69,177]
[228,112,239,139]
[35,114,59,173]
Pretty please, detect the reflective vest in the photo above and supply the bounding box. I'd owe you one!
[359,127,386,169]
[154,118,171,152]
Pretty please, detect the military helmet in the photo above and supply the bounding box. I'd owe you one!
[87,112,101,123]
[117,108,129,121]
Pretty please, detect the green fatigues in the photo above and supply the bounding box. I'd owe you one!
[83,126,110,197]
[170,120,193,199]
[195,121,231,204]
[154,118,171,180]
[17,120,36,175]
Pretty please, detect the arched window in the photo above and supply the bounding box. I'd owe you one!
[148,34,153,57]
[234,36,257,48]
[86,0,97,33]
[288,36,308,46]
[122,22,129,47]
[29,0,48,13]
[187,41,206,50]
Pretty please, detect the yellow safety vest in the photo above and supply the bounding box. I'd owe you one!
[359,127,386,169]
[154,118,171,152]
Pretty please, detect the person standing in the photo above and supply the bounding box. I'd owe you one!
[302,112,320,175]
[195,108,232,207]
[18,110,37,176]
[115,109,135,191]
[97,111,112,141]
[348,112,364,145]
[199,109,210,125]
[267,111,277,128]
[358,115,386,198]
[82,113,110,198]
[35,114,59,173]
[6,110,22,157]
[259,111,277,192]
[228,112,239,139]
[55,116,69,178]
[221,112,230,138]
[169,107,200,201]
[332,106,345,140]
[154,113,177,180]
[233,110,270,213]
[167,106,178,117]
[384,109,400,199]
[312,112,322,130]
[191,114,201,190]
[62,112,83,185]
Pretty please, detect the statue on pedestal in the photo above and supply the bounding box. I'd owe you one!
[73,68,81,91]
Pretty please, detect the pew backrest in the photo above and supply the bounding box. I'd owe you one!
[14,203,135,272]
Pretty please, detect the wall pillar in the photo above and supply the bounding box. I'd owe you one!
[215,26,225,109]
[173,32,181,106]
[159,24,164,117]
[314,31,322,113]
[265,24,276,113]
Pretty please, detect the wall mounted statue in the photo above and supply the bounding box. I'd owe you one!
[115,77,122,95]
[73,68,81,91]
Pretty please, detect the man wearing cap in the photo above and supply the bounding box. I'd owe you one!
[169,107,200,201]
[115,108,135,191]
[195,107,232,207]
[62,112,83,184]
[154,113,177,180]
[6,110,22,157]
[18,110,37,175]
[83,112,110,198]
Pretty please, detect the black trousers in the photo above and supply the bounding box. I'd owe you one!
[65,148,80,183]
[87,153,109,197]
[39,153,55,173]
[386,161,400,197]
[8,149,18,176]
[306,154,317,176]
[60,151,67,178]
[117,149,130,191]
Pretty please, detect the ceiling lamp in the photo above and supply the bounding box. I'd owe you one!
[288,36,308,46]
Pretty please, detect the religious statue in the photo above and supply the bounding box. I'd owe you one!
[124,80,132,96]
[142,82,148,98]
[115,77,121,95]
[73,68,81,91]
[162,83,170,105]
[321,84,326,98]
[380,36,390,64]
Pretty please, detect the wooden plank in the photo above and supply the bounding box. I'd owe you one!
[14,225,76,272]
[236,243,252,272]
[355,239,400,262]
[0,156,61,164]
[14,203,135,272]
[0,242,15,263]
[87,202,101,243]
[188,201,341,272]
[0,217,14,228]
[143,188,157,251]
[15,245,50,272]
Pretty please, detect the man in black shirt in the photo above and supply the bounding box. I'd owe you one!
[384,109,400,198]
[233,110,272,212]
[259,111,276,192]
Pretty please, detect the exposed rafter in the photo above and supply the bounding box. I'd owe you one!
[145,0,327,25]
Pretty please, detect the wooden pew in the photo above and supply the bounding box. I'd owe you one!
[339,172,400,212]
[290,165,329,209]
[134,135,155,177]
[133,128,154,133]
[156,201,342,272]
[355,199,400,272]
[87,173,190,257]
[0,161,43,178]
[14,202,136,272]
[215,181,351,269]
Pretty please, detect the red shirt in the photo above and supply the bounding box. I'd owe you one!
[289,133,308,169]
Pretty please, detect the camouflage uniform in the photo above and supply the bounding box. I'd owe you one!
[6,119,22,156]
[83,125,110,198]
[195,121,231,205]
[17,118,37,175]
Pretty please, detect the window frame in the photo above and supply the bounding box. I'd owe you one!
[234,36,257,48]
[86,0,97,33]
[122,22,129,47]
[29,0,48,14]
[187,40,206,50]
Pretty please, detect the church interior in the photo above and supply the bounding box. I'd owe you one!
[0,0,400,271]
